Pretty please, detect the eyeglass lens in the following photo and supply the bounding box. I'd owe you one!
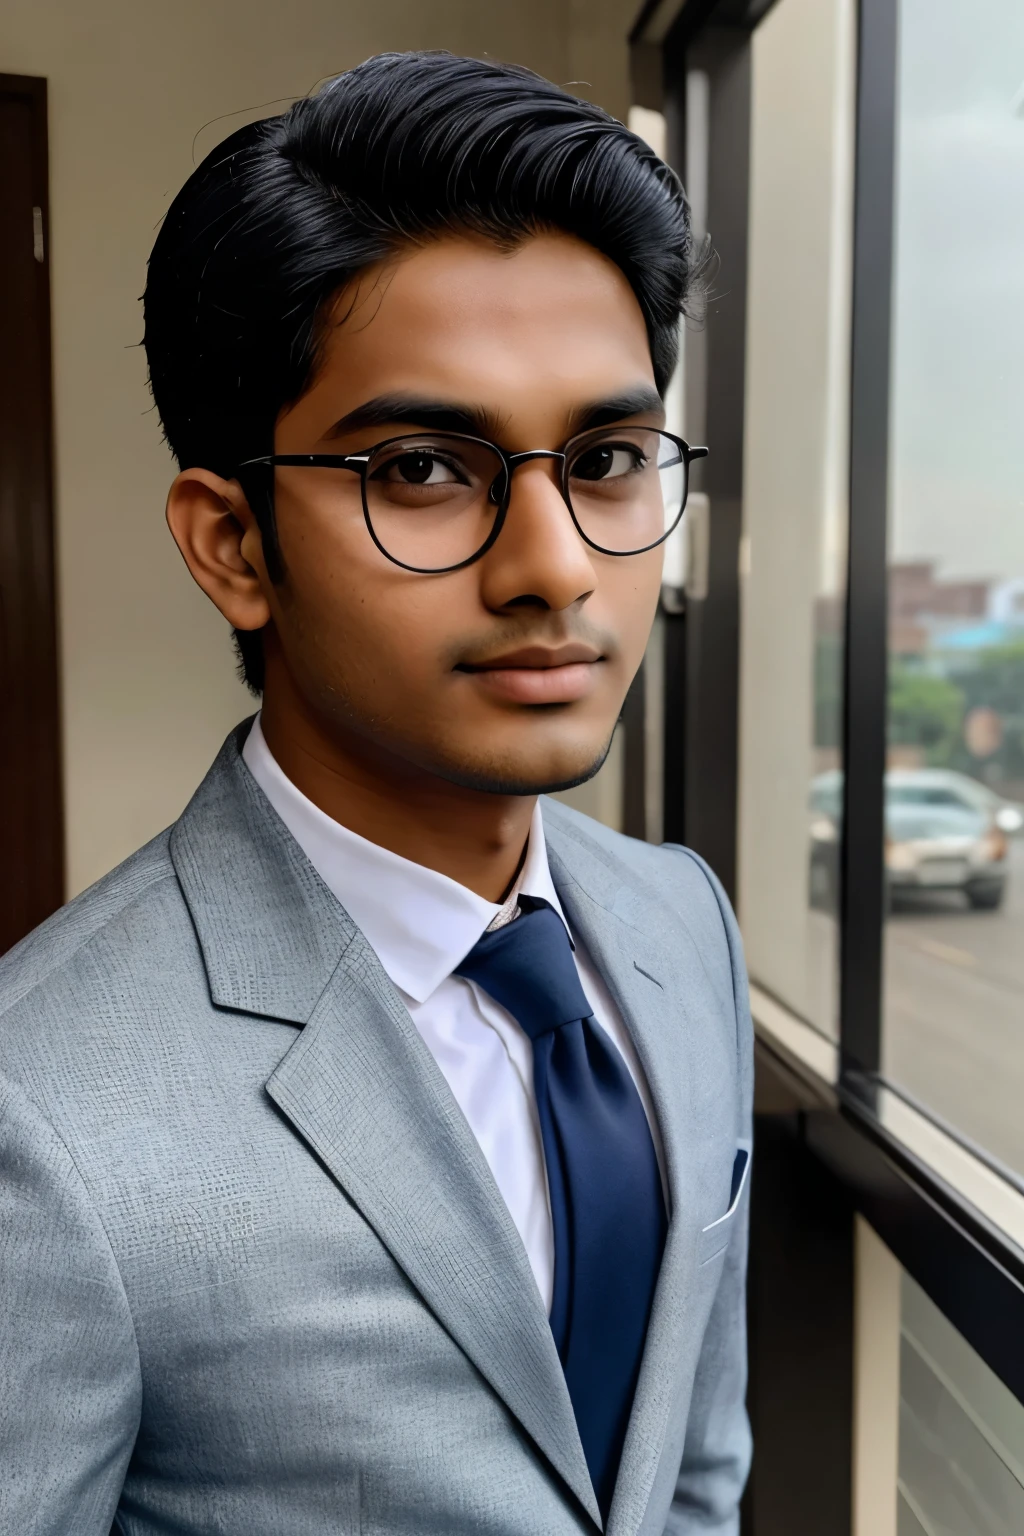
[362,428,686,572]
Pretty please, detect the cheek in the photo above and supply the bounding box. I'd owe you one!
[597,551,663,659]
[274,500,474,692]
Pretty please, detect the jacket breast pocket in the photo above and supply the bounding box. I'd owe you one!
[697,1144,750,1266]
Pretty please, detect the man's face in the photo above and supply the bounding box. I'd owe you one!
[264,231,665,794]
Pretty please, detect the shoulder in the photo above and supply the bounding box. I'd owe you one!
[541,796,737,937]
[541,798,751,1063]
[0,829,198,1079]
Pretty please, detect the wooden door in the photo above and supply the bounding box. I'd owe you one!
[0,75,63,953]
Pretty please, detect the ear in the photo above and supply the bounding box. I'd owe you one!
[166,468,272,633]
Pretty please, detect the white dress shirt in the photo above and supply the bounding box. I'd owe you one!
[243,714,663,1309]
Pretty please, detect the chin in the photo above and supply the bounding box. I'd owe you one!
[431,733,615,798]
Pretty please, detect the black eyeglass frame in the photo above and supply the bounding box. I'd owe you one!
[239,426,709,575]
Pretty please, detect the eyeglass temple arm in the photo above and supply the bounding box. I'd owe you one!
[237,454,371,470]
[240,444,709,470]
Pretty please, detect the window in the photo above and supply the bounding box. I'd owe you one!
[647,0,1024,1526]
[882,0,1024,1174]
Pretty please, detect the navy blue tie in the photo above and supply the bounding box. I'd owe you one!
[456,896,667,1518]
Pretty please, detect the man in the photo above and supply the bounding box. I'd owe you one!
[0,52,751,1535]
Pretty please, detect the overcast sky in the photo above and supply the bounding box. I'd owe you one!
[889,0,1024,583]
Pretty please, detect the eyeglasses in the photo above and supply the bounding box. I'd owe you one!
[240,426,707,575]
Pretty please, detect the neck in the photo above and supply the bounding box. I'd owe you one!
[258,690,536,905]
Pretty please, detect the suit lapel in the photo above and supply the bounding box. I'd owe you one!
[170,721,347,1026]
[265,935,600,1525]
[171,730,601,1528]
[544,806,729,1536]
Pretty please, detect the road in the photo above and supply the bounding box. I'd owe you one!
[883,840,1024,1175]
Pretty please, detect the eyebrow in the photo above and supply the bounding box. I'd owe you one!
[565,386,665,436]
[322,385,665,445]
[324,395,506,442]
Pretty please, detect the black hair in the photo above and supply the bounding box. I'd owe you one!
[143,51,708,693]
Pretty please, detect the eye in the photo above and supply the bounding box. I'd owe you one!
[374,451,466,487]
[570,442,646,482]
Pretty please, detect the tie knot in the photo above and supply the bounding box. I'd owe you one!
[455,899,593,1040]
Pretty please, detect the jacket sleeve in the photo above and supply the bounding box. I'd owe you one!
[663,852,754,1535]
[0,1072,141,1533]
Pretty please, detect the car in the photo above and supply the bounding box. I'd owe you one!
[916,770,1024,837]
[809,768,1012,912]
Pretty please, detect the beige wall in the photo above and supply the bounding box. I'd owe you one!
[0,0,636,895]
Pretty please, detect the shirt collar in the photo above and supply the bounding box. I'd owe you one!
[241,714,567,1005]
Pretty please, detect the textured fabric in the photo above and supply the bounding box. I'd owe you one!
[0,721,753,1536]
[456,898,667,1518]
[486,884,523,929]
[242,711,665,1310]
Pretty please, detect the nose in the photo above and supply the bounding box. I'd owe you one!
[477,458,597,614]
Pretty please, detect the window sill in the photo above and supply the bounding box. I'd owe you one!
[751,979,1024,1272]
[752,981,1024,1404]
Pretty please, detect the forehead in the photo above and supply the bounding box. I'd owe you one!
[297,232,654,429]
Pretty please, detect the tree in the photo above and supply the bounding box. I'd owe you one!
[954,640,1024,784]
[888,663,965,765]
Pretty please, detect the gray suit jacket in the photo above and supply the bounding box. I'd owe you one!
[0,724,752,1536]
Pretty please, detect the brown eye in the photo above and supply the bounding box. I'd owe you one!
[375,451,465,486]
[571,443,645,482]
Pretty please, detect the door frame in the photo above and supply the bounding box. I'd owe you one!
[0,73,64,950]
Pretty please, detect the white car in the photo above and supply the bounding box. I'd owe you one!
[809,768,1017,912]
[885,771,1008,911]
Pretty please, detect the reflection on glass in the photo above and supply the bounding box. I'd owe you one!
[736,0,854,1039]
[900,1272,1024,1533]
[883,0,1024,1172]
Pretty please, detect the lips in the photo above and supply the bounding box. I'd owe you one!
[456,643,602,705]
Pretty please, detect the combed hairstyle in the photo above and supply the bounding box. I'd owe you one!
[143,51,708,692]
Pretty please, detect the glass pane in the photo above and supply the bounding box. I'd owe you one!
[882,0,1024,1170]
[900,1273,1024,1535]
[736,0,854,1038]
